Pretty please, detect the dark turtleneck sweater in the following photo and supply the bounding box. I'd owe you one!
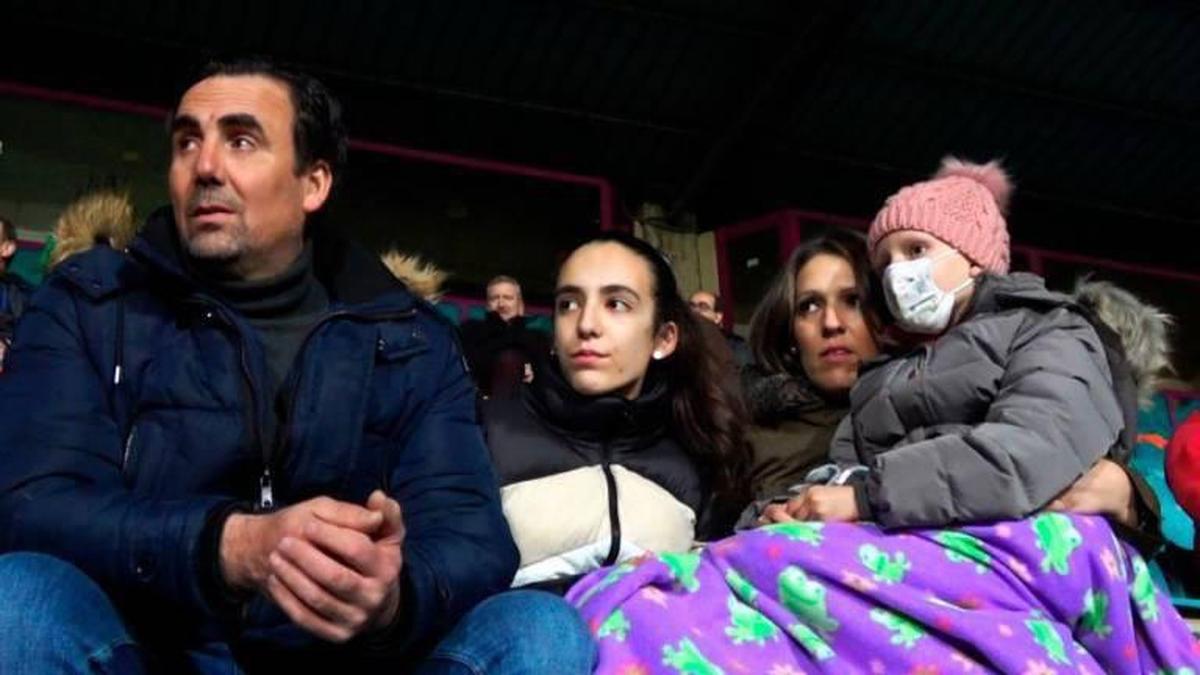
[201,245,330,444]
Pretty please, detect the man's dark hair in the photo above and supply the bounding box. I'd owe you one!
[177,58,348,180]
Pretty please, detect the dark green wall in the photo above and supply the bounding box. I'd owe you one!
[1,95,599,299]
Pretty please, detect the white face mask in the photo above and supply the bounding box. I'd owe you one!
[882,251,973,334]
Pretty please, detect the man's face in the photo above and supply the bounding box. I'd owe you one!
[487,282,524,321]
[688,291,723,325]
[0,238,14,275]
[169,74,331,280]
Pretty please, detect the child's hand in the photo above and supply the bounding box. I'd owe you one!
[760,486,859,524]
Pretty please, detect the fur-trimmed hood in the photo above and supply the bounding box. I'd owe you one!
[47,191,138,269]
[1072,279,1173,407]
[380,250,448,302]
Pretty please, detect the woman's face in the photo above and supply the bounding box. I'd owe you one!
[791,253,879,397]
[872,230,980,321]
[554,242,677,400]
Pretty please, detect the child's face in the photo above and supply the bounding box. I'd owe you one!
[873,230,982,322]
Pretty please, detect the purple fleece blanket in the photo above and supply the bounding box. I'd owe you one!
[568,515,1198,674]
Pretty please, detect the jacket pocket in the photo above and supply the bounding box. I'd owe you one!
[375,323,430,363]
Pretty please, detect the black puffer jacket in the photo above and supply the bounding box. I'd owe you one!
[459,313,551,397]
[484,364,707,590]
[0,272,32,342]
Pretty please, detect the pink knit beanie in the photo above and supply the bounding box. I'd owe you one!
[868,157,1013,274]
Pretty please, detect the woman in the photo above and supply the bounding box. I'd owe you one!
[742,230,880,502]
[568,159,1196,673]
[779,159,1146,530]
[484,233,751,592]
[745,234,1156,533]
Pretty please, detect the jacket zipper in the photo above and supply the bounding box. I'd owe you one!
[121,426,137,478]
[233,323,270,511]
[184,300,270,511]
[192,302,417,512]
[601,441,622,566]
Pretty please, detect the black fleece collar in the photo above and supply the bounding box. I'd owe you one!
[525,358,672,445]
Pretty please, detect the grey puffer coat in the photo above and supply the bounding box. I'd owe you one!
[831,273,1125,529]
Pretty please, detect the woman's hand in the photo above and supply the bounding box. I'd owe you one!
[759,486,859,524]
[1047,458,1138,528]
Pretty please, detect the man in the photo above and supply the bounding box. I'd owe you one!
[0,60,591,673]
[0,216,33,349]
[485,275,523,323]
[459,275,550,398]
[689,289,753,367]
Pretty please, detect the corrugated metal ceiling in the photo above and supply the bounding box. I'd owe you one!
[3,0,1198,267]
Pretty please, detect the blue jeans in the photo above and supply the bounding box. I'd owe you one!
[0,553,594,675]
[417,588,595,675]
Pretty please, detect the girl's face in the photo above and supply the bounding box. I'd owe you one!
[872,230,981,324]
[553,242,677,400]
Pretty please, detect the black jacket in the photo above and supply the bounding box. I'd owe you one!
[0,272,33,341]
[484,363,709,589]
[459,313,550,397]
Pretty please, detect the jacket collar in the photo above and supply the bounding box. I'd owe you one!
[524,359,672,445]
[742,365,846,425]
[866,272,1079,367]
[0,272,33,291]
[965,272,1076,318]
[128,206,417,313]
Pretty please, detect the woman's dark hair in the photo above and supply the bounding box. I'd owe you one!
[748,228,880,377]
[576,233,751,502]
